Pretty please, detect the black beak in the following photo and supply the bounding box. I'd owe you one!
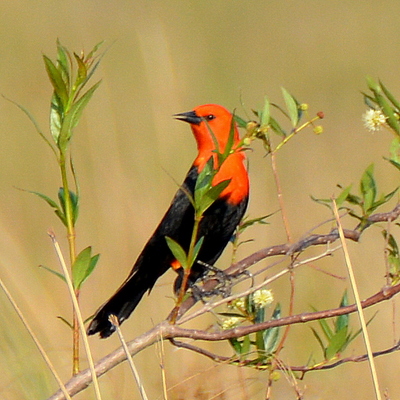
[173,110,202,125]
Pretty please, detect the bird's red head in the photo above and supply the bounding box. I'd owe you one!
[174,104,242,169]
[175,104,248,205]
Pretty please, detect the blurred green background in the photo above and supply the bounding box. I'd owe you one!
[1,1,400,399]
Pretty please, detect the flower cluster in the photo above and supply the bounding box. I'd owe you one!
[222,289,274,330]
[221,316,243,330]
[362,108,387,132]
[252,289,274,309]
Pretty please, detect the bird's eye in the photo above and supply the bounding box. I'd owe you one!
[205,114,216,121]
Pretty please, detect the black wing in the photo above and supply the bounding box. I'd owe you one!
[87,166,199,337]
[87,164,248,337]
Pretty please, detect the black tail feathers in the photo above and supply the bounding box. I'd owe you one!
[87,279,149,338]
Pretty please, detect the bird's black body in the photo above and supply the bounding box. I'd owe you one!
[87,164,248,338]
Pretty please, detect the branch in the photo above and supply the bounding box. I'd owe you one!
[47,203,400,399]
[47,324,164,400]
[170,338,400,377]
[47,281,400,400]
[168,283,400,341]
[291,340,400,375]
[177,203,400,317]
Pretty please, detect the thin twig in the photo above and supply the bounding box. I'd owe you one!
[177,245,341,325]
[171,337,400,375]
[157,328,168,400]
[332,199,382,400]
[48,231,102,400]
[0,276,72,400]
[270,150,292,243]
[292,340,400,374]
[109,315,149,400]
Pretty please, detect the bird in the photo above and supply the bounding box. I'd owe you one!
[87,104,250,338]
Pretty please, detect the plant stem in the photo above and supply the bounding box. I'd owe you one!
[59,149,79,374]
[170,214,202,323]
[270,150,292,243]
[332,198,382,400]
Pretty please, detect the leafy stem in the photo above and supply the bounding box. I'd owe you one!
[13,40,103,375]
[59,150,76,260]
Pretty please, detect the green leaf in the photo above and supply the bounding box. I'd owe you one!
[229,337,243,355]
[219,312,246,318]
[87,254,100,283]
[366,76,381,93]
[388,159,400,172]
[56,39,71,88]
[57,316,73,329]
[312,308,333,341]
[72,246,99,290]
[385,230,400,255]
[86,41,105,61]
[254,305,265,324]
[192,236,204,264]
[325,325,348,360]
[70,156,80,202]
[383,231,400,283]
[263,303,281,354]
[165,237,188,269]
[389,137,400,163]
[241,335,251,357]
[336,185,353,207]
[50,93,63,144]
[335,290,349,332]
[363,92,378,109]
[27,189,59,209]
[2,95,57,157]
[269,116,287,137]
[194,157,214,205]
[270,102,289,118]
[24,189,66,225]
[238,214,272,234]
[234,114,247,128]
[348,312,377,344]
[194,155,231,216]
[220,114,236,163]
[260,96,270,127]
[255,329,265,356]
[72,247,91,289]
[281,87,299,127]
[345,192,363,206]
[367,77,400,135]
[380,96,400,135]
[43,54,68,108]
[360,164,376,213]
[368,186,398,213]
[39,265,66,282]
[57,80,102,150]
[311,327,326,356]
[73,53,88,89]
[319,317,334,340]
[58,187,79,225]
[310,195,333,209]
[81,56,104,93]
[196,179,231,215]
[380,80,400,111]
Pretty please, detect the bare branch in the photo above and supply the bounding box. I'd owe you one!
[171,336,400,377]
[291,340,400,375]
